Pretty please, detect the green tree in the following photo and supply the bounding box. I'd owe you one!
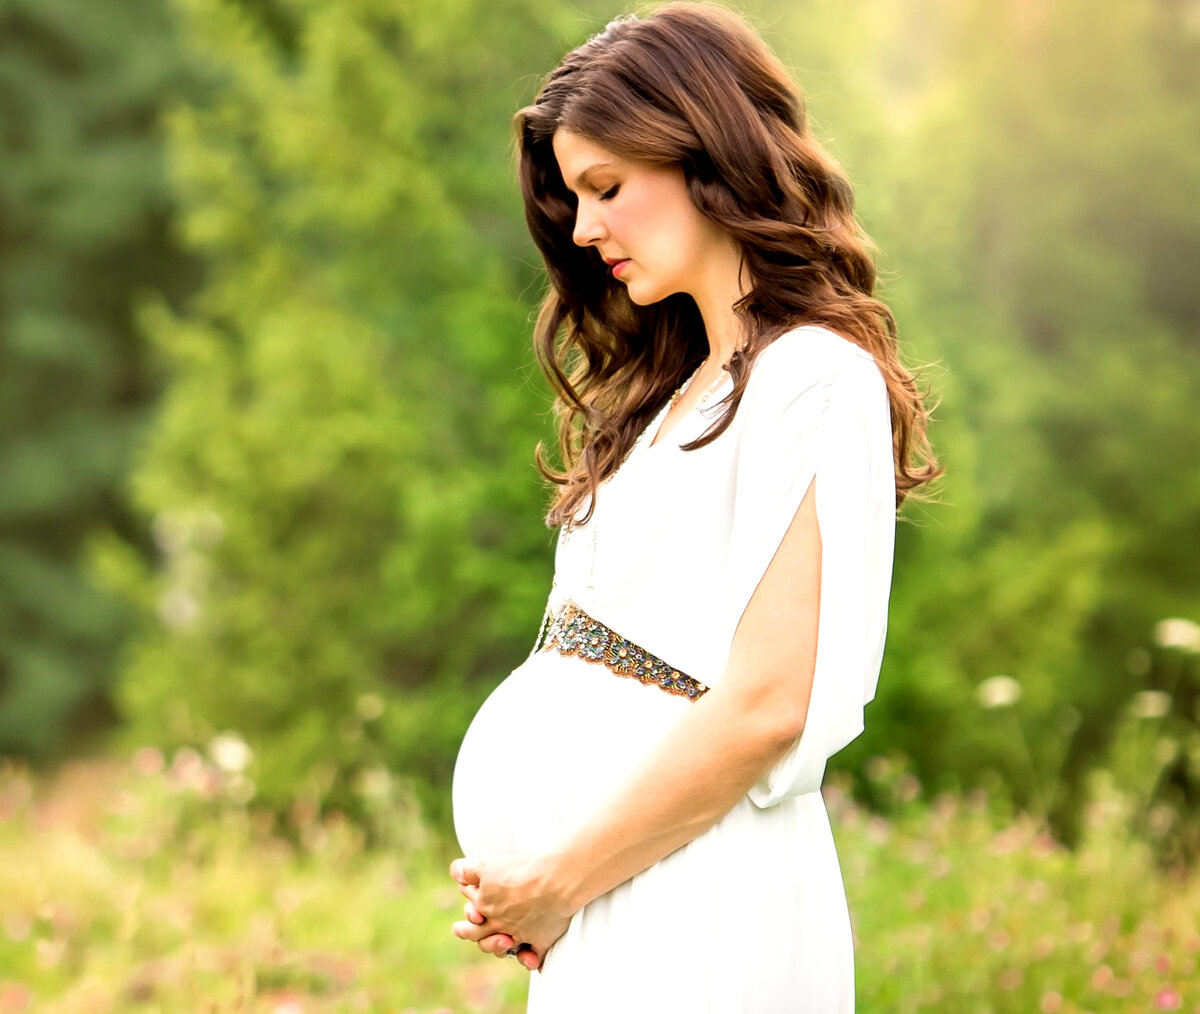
[803,0,1200,836]
[89,0,593,825]
[0,0,200,758]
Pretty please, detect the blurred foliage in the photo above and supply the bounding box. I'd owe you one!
[0,0,1196,851]
[743,0,1200,845]
[84,0,608,826]
[0,0,203,757]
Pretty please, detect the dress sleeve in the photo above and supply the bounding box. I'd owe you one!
[721,338,896,808]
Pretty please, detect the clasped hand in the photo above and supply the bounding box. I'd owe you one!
[449,852,575,972]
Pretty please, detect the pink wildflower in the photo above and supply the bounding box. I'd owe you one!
[1154,987,1181,1010]
[132,747,163,776]
[1039,990,1063,1013]
[0,982,31,1013]
[988,928,1011,952]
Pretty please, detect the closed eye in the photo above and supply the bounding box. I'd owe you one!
[599,184,620,202]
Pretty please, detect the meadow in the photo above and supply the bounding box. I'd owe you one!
[1,743,1196,1014]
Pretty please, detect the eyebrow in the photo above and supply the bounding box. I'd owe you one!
[567,161,617,191]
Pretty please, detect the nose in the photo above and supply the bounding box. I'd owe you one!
[572,199,605,248]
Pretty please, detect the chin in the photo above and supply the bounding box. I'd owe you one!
[624,283,670,306]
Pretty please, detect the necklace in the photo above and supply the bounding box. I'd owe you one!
[655,357,729,443]
[672,367,726,409]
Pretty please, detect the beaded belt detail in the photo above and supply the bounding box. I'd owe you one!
[532,598,710,701]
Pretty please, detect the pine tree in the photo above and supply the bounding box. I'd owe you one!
[89,0,579,823]
[0,0,200,758]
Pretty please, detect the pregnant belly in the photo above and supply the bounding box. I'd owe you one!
[451,648,693,858]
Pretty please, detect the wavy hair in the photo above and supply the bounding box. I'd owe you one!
[513,1,942,530]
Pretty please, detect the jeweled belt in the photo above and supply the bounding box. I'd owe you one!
[531,598,710,701]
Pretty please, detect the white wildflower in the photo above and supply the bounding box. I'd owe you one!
[1155,737,1179,766]
[151,512,191,555]
[976,675,1021,709]
[356,767,392,798]
[157,587,199,629]
[1153,618,1200,653]
[356,693,385,721]
[208,731,252,773]
[1131,690,1171,720]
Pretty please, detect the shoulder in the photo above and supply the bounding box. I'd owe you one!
[756,323,878,371]
[747,324,886,408]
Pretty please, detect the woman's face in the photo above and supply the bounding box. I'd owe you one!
[552,130,733,305]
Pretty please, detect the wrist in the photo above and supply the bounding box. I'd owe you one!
[541,841,591,917]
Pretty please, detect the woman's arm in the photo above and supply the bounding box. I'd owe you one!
[547,476,822,912]
[453,477,822,960]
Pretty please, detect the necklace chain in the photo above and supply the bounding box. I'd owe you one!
[667,356,729,414]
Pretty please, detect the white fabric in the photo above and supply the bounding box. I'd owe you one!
[451,324,896,1012]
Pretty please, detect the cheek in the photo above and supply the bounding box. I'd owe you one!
[609,189,656,241]
[614,192,690,269]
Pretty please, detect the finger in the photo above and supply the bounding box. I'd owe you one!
[478,932,515,956]
[450,858,480,886]
[518,948,541,971]
[453,919,499,943]
[458,886,483,915]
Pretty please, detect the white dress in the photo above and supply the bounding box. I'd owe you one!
[451,324,896,1013]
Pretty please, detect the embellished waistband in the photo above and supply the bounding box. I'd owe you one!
[531,598,710,701]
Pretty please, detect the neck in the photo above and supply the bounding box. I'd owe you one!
[689,237,753,367]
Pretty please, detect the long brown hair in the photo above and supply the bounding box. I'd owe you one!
[513,1,942,529]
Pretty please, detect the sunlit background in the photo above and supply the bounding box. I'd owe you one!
[1,0,1198,1010]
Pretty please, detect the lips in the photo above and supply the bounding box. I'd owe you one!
[604,257,630,275]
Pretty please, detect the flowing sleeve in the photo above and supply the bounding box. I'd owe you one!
[721,335,897,808]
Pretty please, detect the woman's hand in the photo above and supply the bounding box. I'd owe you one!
[449,853,576,972]
[459,900,540,969]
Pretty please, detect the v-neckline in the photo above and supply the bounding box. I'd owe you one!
[638,373,734,453]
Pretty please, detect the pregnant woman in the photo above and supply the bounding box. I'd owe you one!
[449,3,941,1010]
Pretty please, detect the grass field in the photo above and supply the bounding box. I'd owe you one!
[0,748,1196,1013]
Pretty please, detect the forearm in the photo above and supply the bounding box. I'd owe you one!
[544,683,799,914]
